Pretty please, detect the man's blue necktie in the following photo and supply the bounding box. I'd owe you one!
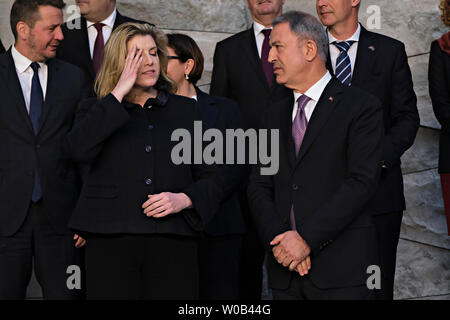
[30,62,43,202]
[333,41,355,86]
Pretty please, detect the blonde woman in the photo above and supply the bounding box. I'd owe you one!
[64,23,222,299]
[430,0,450,235]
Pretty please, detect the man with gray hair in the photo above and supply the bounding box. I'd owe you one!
[247,11,384,299]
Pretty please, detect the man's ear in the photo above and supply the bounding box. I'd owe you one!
[352,0,361,9]
[16,21,30,41]
[304,40,318,62]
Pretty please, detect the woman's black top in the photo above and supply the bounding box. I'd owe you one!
[65,90,223,236]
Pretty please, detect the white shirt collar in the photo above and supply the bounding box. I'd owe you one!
[293,71,332,103]
[11,45,45,74]
[327,23,361,44]
[86,8,117,29]
[253,21,271,37]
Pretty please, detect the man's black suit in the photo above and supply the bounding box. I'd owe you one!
[196,87,247,299]
[0,41,5,54]
[326,25,420,299]
[248,78,384,299]
[0,50,87,299]
[210,26,291,299]
[56,11,145,95]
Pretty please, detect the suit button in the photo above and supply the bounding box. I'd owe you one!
[292,184,299,191]
[35,144,41,149]
[145,178,152,185]
[145,145,152,153]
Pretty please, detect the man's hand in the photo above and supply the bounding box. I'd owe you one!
[142,192,193,218]
[73,234,86,248]
[270,231,311,270]
[295,256,311,276]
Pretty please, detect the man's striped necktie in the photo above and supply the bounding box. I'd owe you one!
[333,40,355,86]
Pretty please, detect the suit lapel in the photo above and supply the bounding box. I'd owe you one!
[1,51,34,134]
[326,47,333,75]
[294,78,343,167]
[113,11,126,29]
[241,28,270,90]
[276,95,296,168]
[78,17,95,79]
[351,26,377,86]
[37,59,59,134]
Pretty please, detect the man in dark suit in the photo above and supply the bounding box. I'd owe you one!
[316,0,420,300]
[0,0,88,299]
[248,10,384,300]
[210,0,291,299]
[0,40,5,54]
[57,0,148,95]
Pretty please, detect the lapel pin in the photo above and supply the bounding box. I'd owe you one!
[329,96,334,102]
[368,45,375,52]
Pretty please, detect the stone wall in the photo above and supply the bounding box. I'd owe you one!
[0,0,448,300]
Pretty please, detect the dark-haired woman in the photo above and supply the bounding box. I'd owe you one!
[167,33,247,300]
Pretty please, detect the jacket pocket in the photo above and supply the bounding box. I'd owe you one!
[85,184,118,199]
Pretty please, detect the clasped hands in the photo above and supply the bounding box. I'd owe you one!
[270,231,311,276]
[142,192,193,218]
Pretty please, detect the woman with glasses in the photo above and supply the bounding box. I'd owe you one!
[167,33,247,299]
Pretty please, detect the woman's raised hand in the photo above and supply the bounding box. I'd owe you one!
[111,45,143,102]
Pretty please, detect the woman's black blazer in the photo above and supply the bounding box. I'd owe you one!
[429,39,450,173]
[65,90,224,236]
[195,87,248,236]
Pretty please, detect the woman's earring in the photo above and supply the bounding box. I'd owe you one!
[185,74,189,80]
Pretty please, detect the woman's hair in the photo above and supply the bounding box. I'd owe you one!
[440,0,450,27]
[94,22,176,98]
[167,33,204,85]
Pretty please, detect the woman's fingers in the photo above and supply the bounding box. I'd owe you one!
[151,206,173,218]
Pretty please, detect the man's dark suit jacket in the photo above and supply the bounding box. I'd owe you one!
[56,11,146,95]
[247,78,384,290]
[326,25,420,214]
[210,27,292,130]
[0,50,87,237]
[65,90,225,236]
[196,87,247,236]
[429,39,450,173]
[0,41,5,54]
